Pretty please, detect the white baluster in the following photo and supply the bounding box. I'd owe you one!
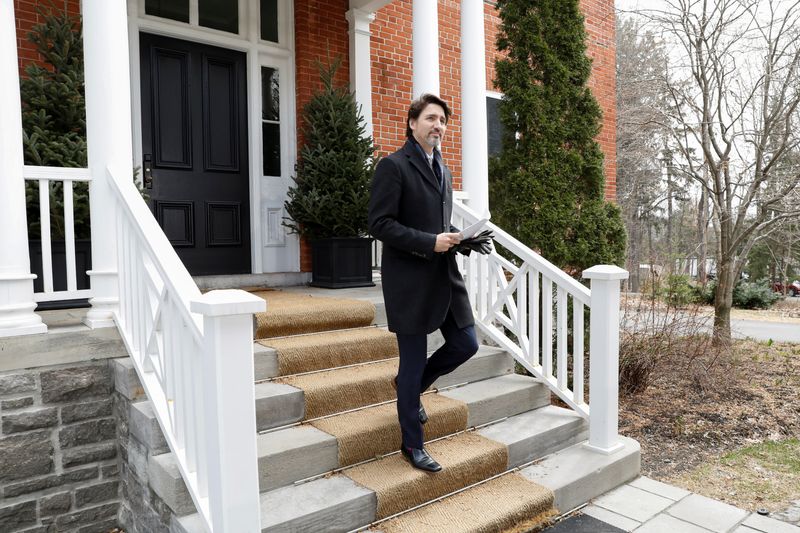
[39,180,53,294]
[63,180,77,292]
[573,300,585,405]
[557,286,568,390]
[542,276,553,378]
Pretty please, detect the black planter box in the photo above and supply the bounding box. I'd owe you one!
[311,237,375,289]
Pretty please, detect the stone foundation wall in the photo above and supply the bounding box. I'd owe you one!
[0,361,120,532]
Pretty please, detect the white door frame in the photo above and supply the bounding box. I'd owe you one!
[126,0,297,274]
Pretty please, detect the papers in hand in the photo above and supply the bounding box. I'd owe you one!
[459,218,489,240]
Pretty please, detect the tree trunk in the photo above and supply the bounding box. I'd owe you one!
[696,189,708,284]
[713,260,734,345]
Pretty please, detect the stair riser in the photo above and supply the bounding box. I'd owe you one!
[254,348,513,432]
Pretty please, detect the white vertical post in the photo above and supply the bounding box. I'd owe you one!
[412,0,440,97]
[460,0,489,216]
[583,265,628,455]
[82,0,134,328]
[347,8,376,139]
[0,0,47,338]
[191,290,265,533]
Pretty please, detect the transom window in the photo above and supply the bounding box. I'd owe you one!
[144,0,280,42]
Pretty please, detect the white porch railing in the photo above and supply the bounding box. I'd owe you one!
[23,165,93,303]
[453,201,628,453]
[106,165,264,531]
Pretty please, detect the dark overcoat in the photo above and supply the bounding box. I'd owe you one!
[368,139,474,335]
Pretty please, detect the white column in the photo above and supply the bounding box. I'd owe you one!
[582,265,629,455]
[412,0,440,97]
[461,0,489,217]
[0,0,47,338]
[82,0,134,328]
[347,9,376,139]
[191,290,265,532]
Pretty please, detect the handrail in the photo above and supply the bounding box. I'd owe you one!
[453,200,627,453]
[106,165,263,531]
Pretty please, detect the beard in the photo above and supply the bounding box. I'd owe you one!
[426,133,442,148]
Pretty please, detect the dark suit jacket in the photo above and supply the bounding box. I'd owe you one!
[368,139,474,335]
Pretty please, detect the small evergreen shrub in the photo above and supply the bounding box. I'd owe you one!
[693,280,716,305]
[661,274,697,306]
[732,279,781,309]
[283,59,376,240]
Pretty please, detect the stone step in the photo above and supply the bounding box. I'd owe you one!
[256,375,552,492]
[518,436,641,513]
[171,409,593,533]
[254,345,514,432]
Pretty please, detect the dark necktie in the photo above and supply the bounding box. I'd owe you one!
[432,154,443,192]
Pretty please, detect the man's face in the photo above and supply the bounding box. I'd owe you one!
[410,103,447,151]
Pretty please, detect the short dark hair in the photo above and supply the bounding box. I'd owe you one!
[406,93,451,138]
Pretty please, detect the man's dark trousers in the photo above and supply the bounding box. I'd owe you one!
[396,309,479,449]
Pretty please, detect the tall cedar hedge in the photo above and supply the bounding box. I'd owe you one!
[283,59,376,240]
[489,0,625,273]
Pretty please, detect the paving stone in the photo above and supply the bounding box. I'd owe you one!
[582,505,641,532]
[2,407,58,433]
[667,493,749,532]
[732,527,763,533]
[61,398,114,424]
[0,430,54,481]
[3,465,98,498]
[742,513,800,532]
[636,514,714,533]
[40,491,72,516]
[62,441,118,468]
[41,364,113,404]
[592,484,673,522]
[0,372,36,395]
[75,480,119,508]
[59,418,116,448]
[630,476,691,501]
[0,500,37,530]
[1,397,34,410]
[545,514,626,533]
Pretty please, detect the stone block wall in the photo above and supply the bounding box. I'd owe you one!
[0,361,120,533]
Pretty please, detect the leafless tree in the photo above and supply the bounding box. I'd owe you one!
[633,0,800,343]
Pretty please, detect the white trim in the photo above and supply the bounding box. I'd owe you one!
[486,89,503,100]
[127,0,296,274]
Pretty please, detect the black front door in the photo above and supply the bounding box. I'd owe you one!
[140,33,251,275]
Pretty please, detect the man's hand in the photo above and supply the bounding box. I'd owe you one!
[434,232,462,252]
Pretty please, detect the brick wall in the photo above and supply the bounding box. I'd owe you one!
[0,362,121,532]
[14,0,81,78]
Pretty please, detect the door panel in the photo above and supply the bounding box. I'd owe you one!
[140,33,251,275]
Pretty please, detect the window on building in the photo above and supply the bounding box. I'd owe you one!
[199,0,239,34]
[261,0,279,42]
[486,95,504,157]
[262,67,281,176]
[145,0,190,23]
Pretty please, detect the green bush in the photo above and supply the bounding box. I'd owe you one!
[661,274,697,306]
[733,279,781,309]
[693,280,716,305]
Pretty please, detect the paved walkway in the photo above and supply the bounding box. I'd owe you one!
[548,476,800,532]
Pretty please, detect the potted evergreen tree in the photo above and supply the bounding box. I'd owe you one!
[284,59,377,288]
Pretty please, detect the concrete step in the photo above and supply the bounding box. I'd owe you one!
[171,409,595,533]
[518,436,641,513]
[256,375,551,492]
[254,345,514,432]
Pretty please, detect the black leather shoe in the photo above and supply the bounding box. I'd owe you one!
[400,446,442,472]
[393,377,428,425]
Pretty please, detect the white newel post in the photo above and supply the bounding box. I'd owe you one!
[82,0,133,328]
[191,290,265,532]
[347,9,376,139]
[0,0,47,338]
[583,265,628,454]
[412,0,440,97]
[460,0,489,217]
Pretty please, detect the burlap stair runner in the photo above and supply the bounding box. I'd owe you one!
[311,393,469,466]
[258,327,398,375]
[276,358,399,420]
[374,473,556,533]
[251,290,376,339]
